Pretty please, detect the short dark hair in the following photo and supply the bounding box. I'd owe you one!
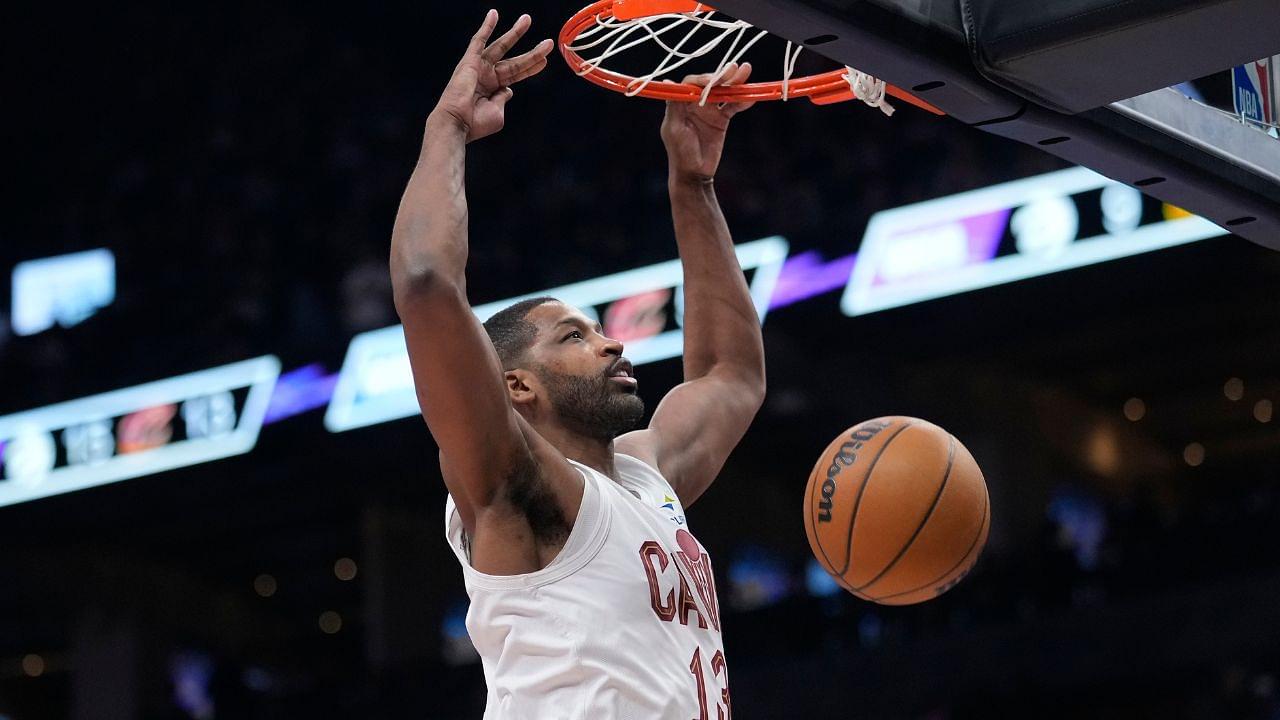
[483,296,559,369]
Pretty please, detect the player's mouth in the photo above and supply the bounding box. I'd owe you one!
[607,359,638,389]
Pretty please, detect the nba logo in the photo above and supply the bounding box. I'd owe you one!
[1233,57,1277,127]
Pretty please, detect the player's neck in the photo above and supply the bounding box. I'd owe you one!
[538,423,617,480]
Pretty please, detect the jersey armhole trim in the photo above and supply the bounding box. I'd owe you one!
[446,464,612,591]
[615,452,684,511]
[615,451,662,477]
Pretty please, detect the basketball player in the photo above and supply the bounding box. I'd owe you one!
[389,10,762,718]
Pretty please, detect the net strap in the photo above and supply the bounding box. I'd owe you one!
[843,69,895,116]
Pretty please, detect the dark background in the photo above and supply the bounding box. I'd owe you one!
[3,2,1279,718]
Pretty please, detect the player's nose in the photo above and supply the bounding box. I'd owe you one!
[600,335,624,357]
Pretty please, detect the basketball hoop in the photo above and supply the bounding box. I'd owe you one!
[559,0,944,115]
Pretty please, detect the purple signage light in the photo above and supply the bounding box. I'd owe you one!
[263,364,339,425]
[769,251,858,309]
[961,208,1011,263]
[868,207,1010,289]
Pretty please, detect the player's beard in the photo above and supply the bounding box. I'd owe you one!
[534,364,645,441]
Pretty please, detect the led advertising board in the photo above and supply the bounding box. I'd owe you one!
[0,356,280,508]
[841,166,1227,316]
[0,166,1233,507]
[324,237,789,432]
[11,249,116,336]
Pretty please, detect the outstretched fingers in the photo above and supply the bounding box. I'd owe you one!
[495,39,554,86]
[468,9,500,57]
[483,13,532,62]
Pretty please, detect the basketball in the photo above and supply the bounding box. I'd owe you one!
[803,416,990,605]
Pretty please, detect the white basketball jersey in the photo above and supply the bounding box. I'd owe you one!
[445,453,730,720]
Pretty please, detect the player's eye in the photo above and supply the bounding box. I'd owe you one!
[562,330,583,342]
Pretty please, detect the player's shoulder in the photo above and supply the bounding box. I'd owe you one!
[614,429,660,469]
[616,451,660,475]
[615,451,675,493]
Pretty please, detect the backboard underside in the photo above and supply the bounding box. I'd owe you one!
[712,0,1280,250]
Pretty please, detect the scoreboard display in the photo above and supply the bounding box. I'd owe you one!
[0,357,279,507]
[0,167,1228,510]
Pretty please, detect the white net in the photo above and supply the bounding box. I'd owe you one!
[842,68,893,115]
[564,4,895,114]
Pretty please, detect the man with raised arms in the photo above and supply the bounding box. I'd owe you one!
[389,10,763,718]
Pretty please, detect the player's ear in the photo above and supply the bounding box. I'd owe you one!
[505,369,538,406]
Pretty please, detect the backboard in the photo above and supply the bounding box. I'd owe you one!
[709,0,1280,250]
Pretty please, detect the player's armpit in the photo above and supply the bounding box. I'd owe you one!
[616,370,763,507]
[395,275,535,523]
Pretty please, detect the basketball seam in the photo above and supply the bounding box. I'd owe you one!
[838,421,915,577]
[872,502,988,603]
[854,433,956,593]
[868,475,990,602]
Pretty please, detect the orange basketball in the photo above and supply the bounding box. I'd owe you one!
[803,416,990,605]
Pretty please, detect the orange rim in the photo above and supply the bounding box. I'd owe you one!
[559,0,944,114]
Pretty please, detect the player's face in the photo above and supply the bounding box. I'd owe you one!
[525,303,645,439]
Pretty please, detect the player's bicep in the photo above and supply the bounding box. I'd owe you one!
[396,279,526,510]
[628,373,763,506]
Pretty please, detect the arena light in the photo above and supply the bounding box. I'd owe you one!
[0,356,280,508]
[841,166,1227,316]
[11,249,116,336]
[325,237,789,433]
[263,363,338,425]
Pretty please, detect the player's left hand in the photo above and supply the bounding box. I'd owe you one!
[660,62,755,181]
[434,10,554,143]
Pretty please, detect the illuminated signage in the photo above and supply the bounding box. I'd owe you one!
[841,166,1227,316]
[325,237,790,432]
[0,356,280,508]
[263,363,338,425]
[11,249,116,336]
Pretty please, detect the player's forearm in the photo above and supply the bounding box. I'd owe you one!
[390,112,472,295]
[668,174,764,385]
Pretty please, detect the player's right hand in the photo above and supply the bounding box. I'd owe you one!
[433,10,553,143]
